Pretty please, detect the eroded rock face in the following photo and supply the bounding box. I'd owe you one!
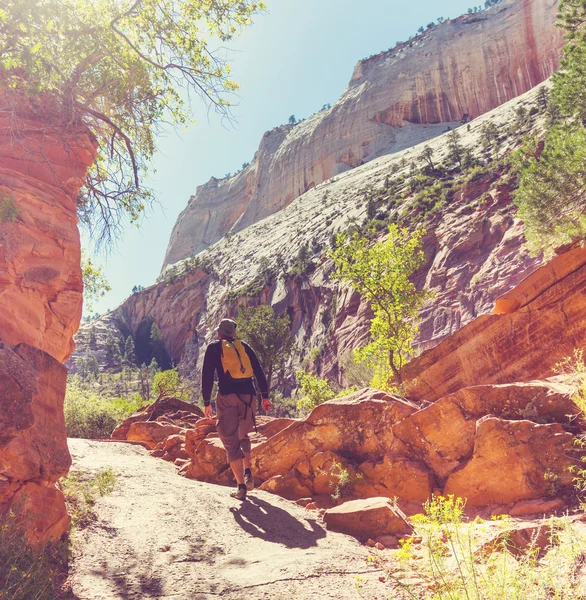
[402,247,586,402]
[444,417,576,507]
[163,0,562,268]
[0,90,96,546]
[0,90,96,363]
[0,342,71,544]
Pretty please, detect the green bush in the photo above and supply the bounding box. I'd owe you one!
[64,380,145,438]
[295,370,336,414]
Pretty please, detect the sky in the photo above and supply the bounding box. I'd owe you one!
[84,0,478,316]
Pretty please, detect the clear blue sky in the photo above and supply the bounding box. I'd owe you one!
[84,0,477,315]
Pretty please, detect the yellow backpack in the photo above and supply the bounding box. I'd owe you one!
[220,339,254,380]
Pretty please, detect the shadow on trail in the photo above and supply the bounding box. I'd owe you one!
[230,495,326,549]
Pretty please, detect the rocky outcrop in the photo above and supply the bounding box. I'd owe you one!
[0,90,96,545]
[163,0,563,268]
[0,342,71,544]
[0,90,95,363]
[402,246,586,402]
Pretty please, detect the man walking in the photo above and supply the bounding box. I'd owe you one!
[202,318,272,500]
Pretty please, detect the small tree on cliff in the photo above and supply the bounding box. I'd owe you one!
[124,336,136,366]
[81,252,111,312]
[0,0,264,246]
[331,225,429,390]
[235,304,296,392]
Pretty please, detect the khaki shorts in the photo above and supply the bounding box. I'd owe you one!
[216,393,256,463]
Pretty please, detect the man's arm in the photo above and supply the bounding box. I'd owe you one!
[201,344,216,406]
[243,342,269,397]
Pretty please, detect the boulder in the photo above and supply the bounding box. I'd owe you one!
[444,417,575,506]
[111,397,203,440]
[323,497,412,542]
[393,380,580,481]
[251,389,416,482]
[353,455,434,506]
[126,422,185,450]
[180,436,233,485]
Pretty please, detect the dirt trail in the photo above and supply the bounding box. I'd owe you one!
[68,439,390,600]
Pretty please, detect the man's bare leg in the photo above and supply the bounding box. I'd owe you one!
[230,457,245,485]
[243,453,251,471]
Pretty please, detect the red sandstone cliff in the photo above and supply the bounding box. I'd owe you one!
[0,90,96,545]
[162,0,563,269]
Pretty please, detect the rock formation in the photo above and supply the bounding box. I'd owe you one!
[71,82,548,386]
[0,90,96,544]
[402,246,586,402]
[163,0,563,269]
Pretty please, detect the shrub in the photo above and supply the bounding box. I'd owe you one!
[295,370,335,414]
[64,380,145,438]
[378,495,585,599]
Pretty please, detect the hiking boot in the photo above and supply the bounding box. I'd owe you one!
[231,484,247,501]
[244,468,255,491]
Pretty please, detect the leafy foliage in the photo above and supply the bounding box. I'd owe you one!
[152,368,189,400]
[81,251,111,312]
[331,224,429,388]
[0,0,264,245]
[295,369,335,414]
[235,304,296,391]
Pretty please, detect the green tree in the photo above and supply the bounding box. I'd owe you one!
[513,127,586,257]
[295,369,335,414]
[447,130,463,167]
[81,252,111,312]
[480,121,500,155]
[124,335,136,366]
[152,369,189,401]
[0,0,264,245]
[331,224,429,389]
[104,332,122,368]
[288,114,297,125]
[420,146,435,170]
[235,304,296,391]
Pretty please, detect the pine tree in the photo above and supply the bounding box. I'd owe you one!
[124,336,136,366]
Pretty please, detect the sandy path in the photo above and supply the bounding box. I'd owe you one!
[68,439,391,600]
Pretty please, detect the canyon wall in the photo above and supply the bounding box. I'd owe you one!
[0,90,96,544]
[72,84,545,390]
[163,0,563,269]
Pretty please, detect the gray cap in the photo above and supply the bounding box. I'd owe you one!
[217,318,237,339]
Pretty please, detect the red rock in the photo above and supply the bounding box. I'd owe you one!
[375,542,385,550]
[251,389,416,482]
[444,418,575,506]
[296,497,314,507]
[376,535,399,548]
[353,455,434,505]
[403,247,586,402]
[509,498,566,517]
[8,482,70,547]
[305,502,318,511]
[323,497,412,542]
[127,422,184,450]
[258,473,313,501]
[366,539,377,547]
[393,380,579,481]
[111,398,203,440]
[0,90,96,363]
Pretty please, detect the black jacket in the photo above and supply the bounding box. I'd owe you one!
[201,339,269,406]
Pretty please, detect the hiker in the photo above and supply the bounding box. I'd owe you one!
[202,318,272,500]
